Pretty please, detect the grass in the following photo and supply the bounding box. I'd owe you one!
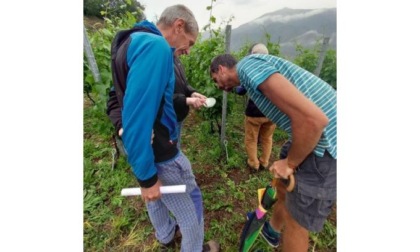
[83,94,336,251]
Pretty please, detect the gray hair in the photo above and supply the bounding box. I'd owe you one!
[157,4,199,36]
[250,43,269,54]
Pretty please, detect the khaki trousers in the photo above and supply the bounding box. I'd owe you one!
[244,116,276,169]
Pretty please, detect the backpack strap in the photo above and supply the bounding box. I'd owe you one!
[110,26,152,108]
[111,27,151,60]
[110,26,166,122]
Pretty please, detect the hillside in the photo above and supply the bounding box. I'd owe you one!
[231,8,336,57]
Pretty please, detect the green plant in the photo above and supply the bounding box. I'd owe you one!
[292,41,336,89]
[83,10,137,110]
[263,29,282,56]
[84,0,105,17]
[84,0,144,19]
[310,217,337,251]
[293,42,320,73]
[320,49,337,89]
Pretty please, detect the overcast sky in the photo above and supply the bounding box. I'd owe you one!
[140,0,336,30]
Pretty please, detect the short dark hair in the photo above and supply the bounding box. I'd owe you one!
[209,54,238,74]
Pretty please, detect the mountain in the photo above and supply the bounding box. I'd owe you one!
[216,8,336,58]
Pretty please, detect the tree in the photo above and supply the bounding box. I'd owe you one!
[84,0,145,20]
[84,0,104,17]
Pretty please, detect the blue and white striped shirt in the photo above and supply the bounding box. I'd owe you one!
[237,54,337,159]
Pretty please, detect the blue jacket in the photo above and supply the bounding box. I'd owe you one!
[111,20,179,187]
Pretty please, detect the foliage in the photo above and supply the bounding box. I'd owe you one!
[293,43,320,73]
[320,49,337,89]
[84,0,104,18]
[83,1,144,111]
[232,31,283,63]
[262,28,282,57]
[293,41,337,89]
[310,216,337,250]
[202,0,217,32]
[84,0,145,20]
[83,11,137,110]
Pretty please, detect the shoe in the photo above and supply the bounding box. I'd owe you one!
[260,221,280,248]
[158,239,176,252]
[158,225,181,251]
[202,240,220,252]
[246,211,253,220]
[247,162,259,173]
[259,164,267,171]
[174,224,182,239]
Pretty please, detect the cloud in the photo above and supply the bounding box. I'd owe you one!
[253,9,326,24]
[230,0,249,5]
[226,0,271,7]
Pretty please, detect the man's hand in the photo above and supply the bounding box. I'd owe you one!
[269,158,295,179]
[118,128,123,137]
[140,179,162,202]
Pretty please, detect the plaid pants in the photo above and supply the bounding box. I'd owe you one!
[146,152,204,251]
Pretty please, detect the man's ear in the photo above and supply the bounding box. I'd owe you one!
[219,65,227,75]
[218,65,224,73]
[174,18,185,33]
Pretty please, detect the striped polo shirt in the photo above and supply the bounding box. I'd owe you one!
[237,54,337,159]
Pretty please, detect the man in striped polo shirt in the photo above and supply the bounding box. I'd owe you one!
[210,54,336,251]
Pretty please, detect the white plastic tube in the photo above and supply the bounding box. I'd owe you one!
[121,185,187,196]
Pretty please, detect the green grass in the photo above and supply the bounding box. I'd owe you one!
[83,95,336,251]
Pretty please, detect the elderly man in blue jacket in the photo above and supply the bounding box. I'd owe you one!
[107,4,219,252]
